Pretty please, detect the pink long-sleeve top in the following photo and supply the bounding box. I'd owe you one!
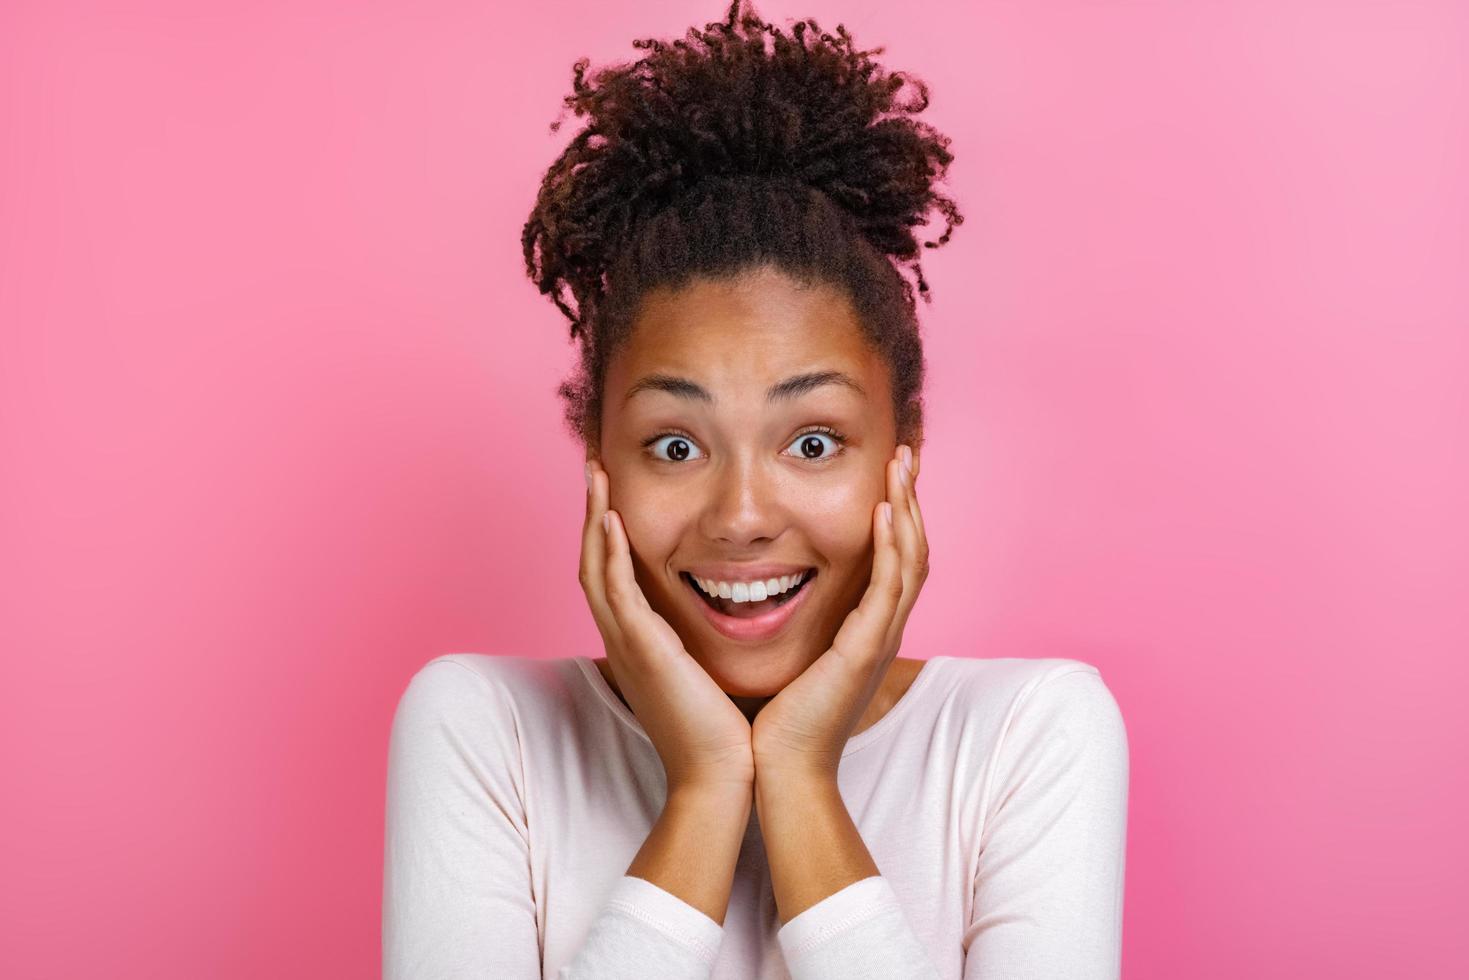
[383,653,1129,979]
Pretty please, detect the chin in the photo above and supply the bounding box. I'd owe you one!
[692,646,810,698]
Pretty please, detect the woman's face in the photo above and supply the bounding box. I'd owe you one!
[597,265,906,699]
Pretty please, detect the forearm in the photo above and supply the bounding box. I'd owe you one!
[755,773,878,925]
[627,781,753,926]
[755,772,943,979]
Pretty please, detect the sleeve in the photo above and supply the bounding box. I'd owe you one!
[776,874,942,980]
[383,658,541,978]
[961,667,1130,980]
[383,657,728,980]
[558,874,725,978]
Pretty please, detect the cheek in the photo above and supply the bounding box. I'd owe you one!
[800,480,877,564]
[615,487,688,563]
[613,469,880,567]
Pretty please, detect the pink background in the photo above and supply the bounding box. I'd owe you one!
[2,1,1465,976]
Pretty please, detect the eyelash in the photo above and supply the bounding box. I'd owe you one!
[642,426,849,463]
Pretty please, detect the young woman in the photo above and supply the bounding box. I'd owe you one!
[383,3,1129,977]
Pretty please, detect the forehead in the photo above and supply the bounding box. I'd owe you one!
[612,267,884,403]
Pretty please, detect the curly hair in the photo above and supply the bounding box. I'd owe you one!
[521,0,963,456]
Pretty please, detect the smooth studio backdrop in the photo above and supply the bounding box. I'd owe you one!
[2,1,1465,977]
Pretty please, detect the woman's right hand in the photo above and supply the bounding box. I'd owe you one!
[580,458,755,796]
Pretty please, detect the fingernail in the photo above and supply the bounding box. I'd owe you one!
[883,501,893,526]
[900,444,913,473]
[602,512,610,533]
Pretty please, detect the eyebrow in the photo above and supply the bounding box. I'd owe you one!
[623,370,867,407]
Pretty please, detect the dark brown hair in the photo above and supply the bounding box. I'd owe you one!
[521,0,963,455]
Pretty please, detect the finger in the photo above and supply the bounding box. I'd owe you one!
[907,486,928,582]
[874,495,905,612]
[601,508,662,643]
[578,462,621,646]
[881,452,926,652]
[889,452,921,594]
[829,496,905,664]
[902,456,928,579]
[907,479,926,543]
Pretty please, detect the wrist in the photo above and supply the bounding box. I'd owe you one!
[754,767,841,816]
[666,778,754,812]
[754,758,840,794]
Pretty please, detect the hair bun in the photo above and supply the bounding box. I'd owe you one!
[523,0,963,331]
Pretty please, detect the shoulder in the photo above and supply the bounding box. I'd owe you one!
[389,653,582,738]
[944,655,1121,716]
[942,656,1128,760]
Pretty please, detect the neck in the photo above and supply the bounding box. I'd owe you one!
[593,657,921,737]
[729,693,773,725]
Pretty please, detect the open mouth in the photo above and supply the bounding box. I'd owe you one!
[680,569,816,620]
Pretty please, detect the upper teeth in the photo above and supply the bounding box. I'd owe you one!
[691,570,811,603]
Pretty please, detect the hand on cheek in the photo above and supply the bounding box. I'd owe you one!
[750,443,930,782]
[581,459,757,794]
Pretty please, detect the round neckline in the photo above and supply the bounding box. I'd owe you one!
[571,655,949,756]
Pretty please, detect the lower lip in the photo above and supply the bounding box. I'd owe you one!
[684,572,816,643]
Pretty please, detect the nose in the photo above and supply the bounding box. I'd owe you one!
[698,455,783,546]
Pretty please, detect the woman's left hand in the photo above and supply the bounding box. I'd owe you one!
[750,443,929,783]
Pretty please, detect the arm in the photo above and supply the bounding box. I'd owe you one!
[750,446,942,978]
[757,668,1130,980]
[383,659,539,978]
[559,781,752,978]
[759,773,941,980]
[629,781,754,926]
[962,668,1130,979]
[382,658,747,980]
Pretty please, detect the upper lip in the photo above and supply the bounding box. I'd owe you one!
[682,563,817,582]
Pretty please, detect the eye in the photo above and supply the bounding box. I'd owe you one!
[643,431,706,463]
[641,426,849,463]
[784,426,848,462]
